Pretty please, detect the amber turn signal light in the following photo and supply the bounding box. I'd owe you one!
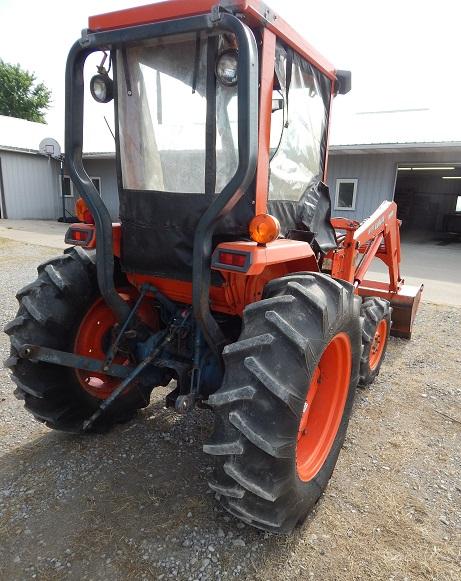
[76,198,95,225]
[249,214,281,245]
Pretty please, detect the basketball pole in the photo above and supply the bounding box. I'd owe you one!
[60,154,66,222]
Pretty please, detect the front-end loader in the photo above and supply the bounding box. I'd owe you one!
[4,0,423,533]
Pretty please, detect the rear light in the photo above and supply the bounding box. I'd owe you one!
[212,249,251,272]
[65,224,96,248]
[72,230,87,242]
[219,252,247,268]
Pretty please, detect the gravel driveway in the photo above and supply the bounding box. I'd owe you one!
[0,237,460,580]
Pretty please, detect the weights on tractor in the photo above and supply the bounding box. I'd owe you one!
[4,0,423,533]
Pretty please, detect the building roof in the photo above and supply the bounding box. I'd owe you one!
[329,107,461,153]
[2,106,461,159]
[0,115,63,155]
[0,114,115,159]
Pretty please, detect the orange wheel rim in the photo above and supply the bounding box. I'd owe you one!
[296,333,352,482]
[74,290,158,400]
[369,319,387,370]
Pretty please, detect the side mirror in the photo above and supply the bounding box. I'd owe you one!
[335,70,352,95]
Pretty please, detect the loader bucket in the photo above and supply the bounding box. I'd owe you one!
[358,282,424,339]
[388,284,424,339]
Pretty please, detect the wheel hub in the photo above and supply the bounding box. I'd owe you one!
[369,319,388,370]
[296,333,352,482]
[73,290,158,400]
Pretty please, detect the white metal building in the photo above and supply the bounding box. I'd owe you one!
[2,108,461,236]
[0,115,117,221]
[328,108,461,234]
[0,116,62,220]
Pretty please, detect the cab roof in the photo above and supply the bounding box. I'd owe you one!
[88,0,336,80]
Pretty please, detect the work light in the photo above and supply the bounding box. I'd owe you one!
[216,50,238,87]
[90,73,114,103]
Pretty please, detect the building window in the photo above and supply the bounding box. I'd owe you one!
[91,177,101,194]
[335,179,358,211]
[62,176,73,197]
[456,195,461,213]
[62,176,101,197]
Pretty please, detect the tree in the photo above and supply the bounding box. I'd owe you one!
[0,60,52,123]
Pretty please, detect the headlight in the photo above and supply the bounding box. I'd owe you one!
[216,50,238,87]
[90,73,114,103]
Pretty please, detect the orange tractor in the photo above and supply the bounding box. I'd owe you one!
[5,0,422,533]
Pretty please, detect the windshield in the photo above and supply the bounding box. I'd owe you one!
[117,33,238,194]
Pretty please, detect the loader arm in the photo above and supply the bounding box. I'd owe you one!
[327,201,423,338]
[329,201,402,289]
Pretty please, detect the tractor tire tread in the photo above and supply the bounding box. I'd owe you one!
[205,272,362,533]
[5,247,147,433]
[359,297,391,387]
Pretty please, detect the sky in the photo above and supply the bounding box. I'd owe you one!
[1,0,460,150]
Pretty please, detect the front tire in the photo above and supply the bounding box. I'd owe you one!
[358,297,391,387]
[204,273,362,533]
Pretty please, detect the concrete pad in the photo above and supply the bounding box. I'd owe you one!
[0,219,70,250]
[368,233,461,306]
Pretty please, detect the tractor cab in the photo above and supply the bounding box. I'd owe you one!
[112,24,338,278]
[65,0,349,348]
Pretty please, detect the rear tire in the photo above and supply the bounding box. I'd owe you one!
[358,297,391,387]
[4,247,151,433]
[204,273,362,533]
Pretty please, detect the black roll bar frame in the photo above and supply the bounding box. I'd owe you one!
[65,9,259,350]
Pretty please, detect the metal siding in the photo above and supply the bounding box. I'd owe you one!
[0,151,61,219]
[0,152,118,221]
[328,154,396,221]
[82,159,119,220]
[3,148,457,224]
